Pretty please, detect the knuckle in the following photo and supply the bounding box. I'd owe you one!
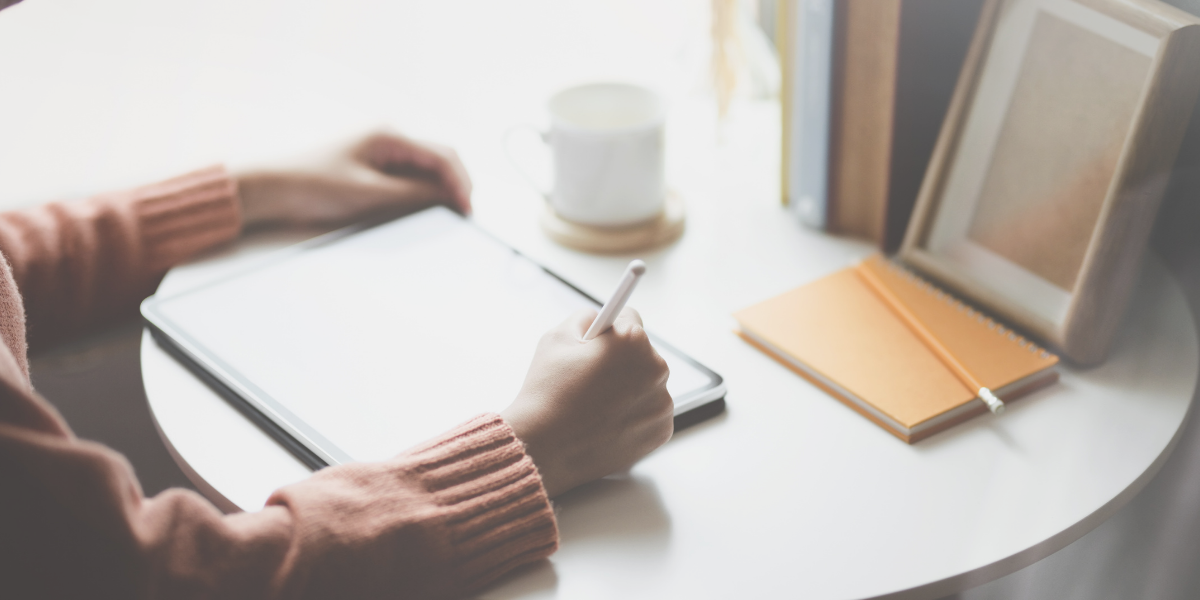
[658,390,675,418]
[623,323,650,347]
[631,323,649,341]
[657,412,675,445]
[653,352,669,382]
[367,130,398,147]
[428,143,454,161]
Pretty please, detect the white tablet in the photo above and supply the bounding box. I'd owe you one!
[142,207,725,468]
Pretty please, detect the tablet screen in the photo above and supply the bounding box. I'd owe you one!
[146,207,722,465]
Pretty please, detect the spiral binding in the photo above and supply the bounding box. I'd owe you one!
[879,260,1055,360]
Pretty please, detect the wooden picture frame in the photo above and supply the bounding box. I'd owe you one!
[899,0,1200,365]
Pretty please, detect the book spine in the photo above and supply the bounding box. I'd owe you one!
[783,0,834,229]
[779,0,793,208]
[827,0,902,244]
[781,0,983,249]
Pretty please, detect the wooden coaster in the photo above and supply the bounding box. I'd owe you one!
[540,192,685,254]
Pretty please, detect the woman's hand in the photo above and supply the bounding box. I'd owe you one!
[235,132,472,228]
[501,308,674,498]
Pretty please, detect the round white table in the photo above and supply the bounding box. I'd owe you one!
[142,211,1199,600]
[0,0,1194,597]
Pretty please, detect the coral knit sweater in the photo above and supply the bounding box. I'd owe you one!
[0,167,558,599]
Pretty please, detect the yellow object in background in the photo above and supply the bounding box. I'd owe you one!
[734,254,1059,443]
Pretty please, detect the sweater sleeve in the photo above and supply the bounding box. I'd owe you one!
[0,168,559,596]
[0,166,241,351]
[0,401,558,599]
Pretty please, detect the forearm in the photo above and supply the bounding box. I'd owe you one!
[266,414,558,598]
[0,167,241,348]
[0,409,556,599]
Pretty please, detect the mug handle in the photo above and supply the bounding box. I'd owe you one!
[503,125,552,201]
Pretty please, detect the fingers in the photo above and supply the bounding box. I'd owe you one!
[356,132,474,214]
[610,307,668,387]
[299,165,449,224]
[611,307,644,334]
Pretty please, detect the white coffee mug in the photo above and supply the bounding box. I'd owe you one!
[507,83,666,227]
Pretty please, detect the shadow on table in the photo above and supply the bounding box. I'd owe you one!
[936,135,1200,597]
[917,251,1187,458]
[912,379,1059,454]
[554,474,672,547]
[673,397,728,440]
[482,474,673,598]
[480,560,559,599]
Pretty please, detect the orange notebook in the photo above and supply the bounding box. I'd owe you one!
[734,255,1059,442]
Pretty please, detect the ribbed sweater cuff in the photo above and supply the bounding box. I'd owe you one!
[409,413,558,590]
[130,165,242,270]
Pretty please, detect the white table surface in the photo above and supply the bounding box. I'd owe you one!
[2,1,1197,598]
[141,208,1199,600]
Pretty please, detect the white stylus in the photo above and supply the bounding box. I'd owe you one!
[582,259,646,341]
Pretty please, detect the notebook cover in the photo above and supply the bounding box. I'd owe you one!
[733,255,1058,441]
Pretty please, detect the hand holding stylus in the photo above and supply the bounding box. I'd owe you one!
[501,259,672,498]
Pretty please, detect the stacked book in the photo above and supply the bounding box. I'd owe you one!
[778,0,984,250]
